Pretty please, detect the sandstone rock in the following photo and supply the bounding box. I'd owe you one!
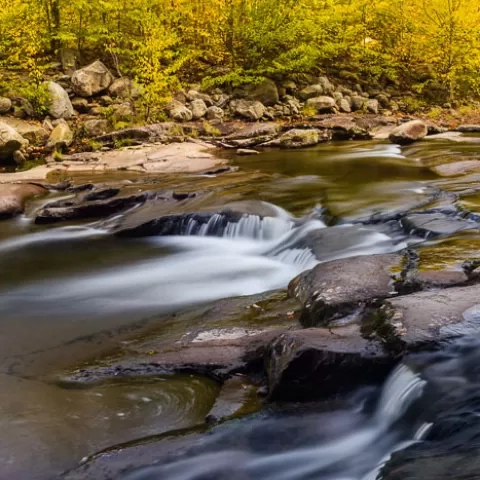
[230,99,266,121]
[83,119,109,137]
[288,253,405,327]
[108,77,140,99]
[226,122,279,140]
[299,84,324,101]
[190,99,207,119]
[0,121,28,159]
[47,81,74,119]
[71,60,114,97]
[0,97,12,114]
[389,120,428,145]
[206,106,224,120]
[47,122,73,150]
[0,183,48,219]
[305,96,336,113]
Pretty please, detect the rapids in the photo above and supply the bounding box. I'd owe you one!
[1,137,480,479]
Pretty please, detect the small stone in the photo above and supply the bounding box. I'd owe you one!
[0,97,12,114]
[47,122,73,150]
[83,119,109,137]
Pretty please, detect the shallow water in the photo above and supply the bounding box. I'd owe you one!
[1,138,480,478]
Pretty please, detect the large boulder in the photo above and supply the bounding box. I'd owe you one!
[337,98,351,113]
[71,60,114,97]
[305,96,336,113]
[230,99,266,121]
[240,79,279,106]
[47,81,74,119]
[190,99,207,120]
[47,121,73,150]
[0,183,48,219]
[350,95,368,111]
[168,104,193,122]
[299,84,324,101]
[0,97,12,114]
[389,120,428,145]
[366,98,379,114]
[0,121,28,159]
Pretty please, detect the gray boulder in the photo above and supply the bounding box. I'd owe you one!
[366,99,379,114]
[47,81,74,119]
[169,104,193,122]
[318,76,334,95]
[230,99,266,121]
[47,121,73,149]
[351,95,368,111]
[71,60,114,97]
[337,98,351,113]
[190,99,207,120]
[0,97,12,114]
[206,106,224,120]
[306,96,336,113]
[299,84,324,101]
[187,90,214,106]
[83,119,108,137]
[389,120,428,145]
[240,79,279,106]
[0,121,28,159]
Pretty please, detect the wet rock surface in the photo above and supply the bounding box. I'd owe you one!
[400,212,478,237]
[288,253,406,328]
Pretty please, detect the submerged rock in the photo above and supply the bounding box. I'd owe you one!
[431,160,480,177]
[400,212,478,238]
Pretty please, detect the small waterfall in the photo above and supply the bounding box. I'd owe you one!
[121,364,429,480]
[182,213,296,240]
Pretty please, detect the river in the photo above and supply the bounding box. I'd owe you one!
[1,137,480,479]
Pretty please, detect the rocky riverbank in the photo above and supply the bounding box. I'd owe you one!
[2,59,480,182]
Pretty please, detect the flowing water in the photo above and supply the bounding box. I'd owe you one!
[1,138,480,478]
